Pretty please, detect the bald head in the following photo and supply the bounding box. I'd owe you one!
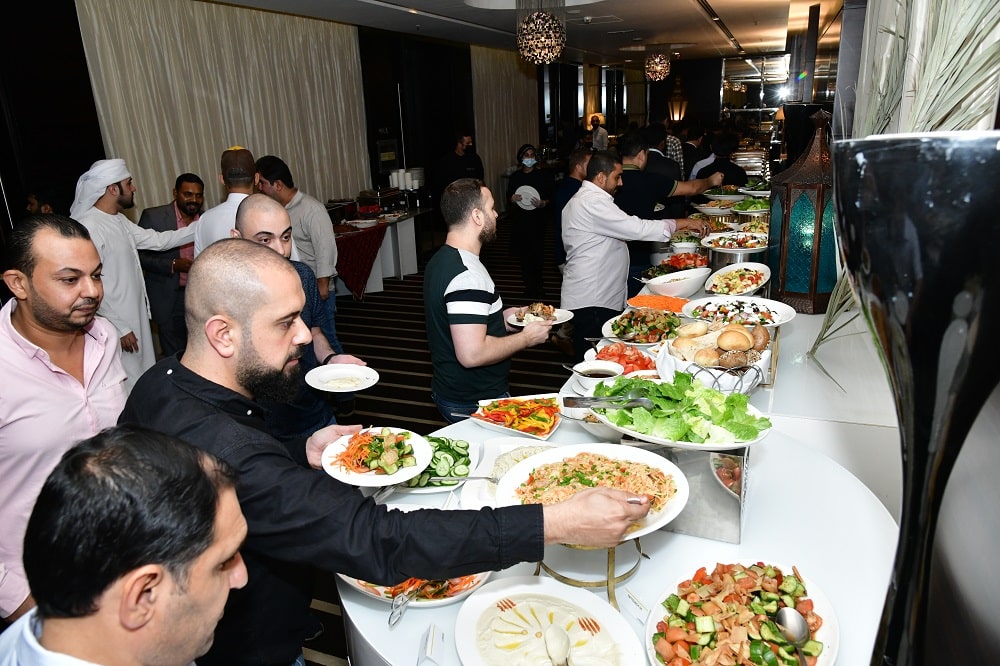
[185,238,297,348]
[234,194,294,259]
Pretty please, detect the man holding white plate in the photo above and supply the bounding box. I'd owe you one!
[119,237,651,666]
[425,178,554,422]
[231,194,366,443]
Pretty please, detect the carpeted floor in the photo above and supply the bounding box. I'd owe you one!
[304,215,573,665]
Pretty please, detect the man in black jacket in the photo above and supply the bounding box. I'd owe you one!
[137,173,204,357]
[119,238,650,666]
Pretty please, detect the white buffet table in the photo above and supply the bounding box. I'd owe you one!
[335,209,423,299]
[337,415,899,665]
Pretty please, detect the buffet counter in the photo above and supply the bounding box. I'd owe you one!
[334,304,903,664]
[337,416,898,665]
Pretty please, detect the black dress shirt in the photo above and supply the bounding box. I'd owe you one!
[119,356,543,666]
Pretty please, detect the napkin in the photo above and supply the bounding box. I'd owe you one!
[416,623,445,665]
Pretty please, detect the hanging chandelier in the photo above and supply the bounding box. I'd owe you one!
[516,10,566,64]
[644,53,671,81]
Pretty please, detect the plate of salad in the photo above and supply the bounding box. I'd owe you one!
[469,394,562,440]
[683,296,795,328]
[393,436,481,493]
[584,374,773,451]
[322,427,433,487]
[339,568,491,608]
[645,561,838,666]
[642,253,709,279]
[602,308,683,346]
[731,197,770,214]
[703,185,746,202]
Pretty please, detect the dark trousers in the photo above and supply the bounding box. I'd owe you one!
[156,287,188,358]
[570,306,620,362]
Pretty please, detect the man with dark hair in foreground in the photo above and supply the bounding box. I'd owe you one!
[0,424,248,665]
[120,237,650,665]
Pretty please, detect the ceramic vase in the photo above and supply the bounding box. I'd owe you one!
[832,131,1000,663]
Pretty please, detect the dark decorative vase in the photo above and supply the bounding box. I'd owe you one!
[832,132,1000,664]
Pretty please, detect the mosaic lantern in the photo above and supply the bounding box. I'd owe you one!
[768,109,837,314]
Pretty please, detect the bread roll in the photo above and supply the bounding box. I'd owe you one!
[718,330,754,351]
[722,323,755,346]
[751,324,770,351]
[694,348,721,366]
[719,350,749,368]
[676,321,709,338]
[671,337,698,359]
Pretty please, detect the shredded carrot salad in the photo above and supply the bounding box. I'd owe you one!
[333,429,412,475]
[627,294,690,312]
[334,431,377,473]
[358,575,483,601]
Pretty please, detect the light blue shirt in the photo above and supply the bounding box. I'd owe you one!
[0,610,99,665]
[0,609,196,666]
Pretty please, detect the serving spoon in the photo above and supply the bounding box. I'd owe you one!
[775,606,810,666]
[543,624,571,666]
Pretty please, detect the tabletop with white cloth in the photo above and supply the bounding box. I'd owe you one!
[336,411,899,666]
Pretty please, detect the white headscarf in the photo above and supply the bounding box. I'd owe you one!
[70,159,131,218]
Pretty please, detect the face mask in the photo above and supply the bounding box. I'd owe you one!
[522,158,537,168]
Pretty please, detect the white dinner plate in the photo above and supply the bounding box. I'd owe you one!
[506,308,574,326]
[644,562,840,666]
[514,185,540,210]
[700,232,769,253]
[732,205,771,216]
[392,437,482,494]
[455,576,646,666]
[338,569,492,609]
[468,393,562,440]
[305,364,380,392]
[739,187,772,197]
[704,192,746,202]
[704,261,771,296]
[682,295,796,328]
[321,427,432,487]
[459,437,554,510]
[693,203,734,215]
[493,443,690,541]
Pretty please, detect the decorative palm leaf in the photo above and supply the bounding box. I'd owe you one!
[815,0,1000,388]
[903,0,1000,132]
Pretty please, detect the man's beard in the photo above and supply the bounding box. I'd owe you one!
[180,201,202,217]
[236,340,305,402]
[478,219,496,245]
[27,284,96,332]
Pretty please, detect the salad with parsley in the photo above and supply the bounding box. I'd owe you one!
[592,374,772,445]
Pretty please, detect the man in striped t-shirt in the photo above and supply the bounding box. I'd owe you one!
[423,178,552,423]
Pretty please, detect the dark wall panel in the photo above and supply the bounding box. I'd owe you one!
[0,0,105,299]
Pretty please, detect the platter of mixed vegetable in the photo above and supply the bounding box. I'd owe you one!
[322,427,432,487]
[646,561,837,666]
[603,308,683,345]
[643,253,709,279]
[341,572,490,609]
[470,394,561,440]
[587,374,772,451]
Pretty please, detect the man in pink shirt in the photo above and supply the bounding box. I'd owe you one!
[0,214,127,623]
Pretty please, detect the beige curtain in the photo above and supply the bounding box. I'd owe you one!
[74,0,369,214]
[470,46,538,210]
